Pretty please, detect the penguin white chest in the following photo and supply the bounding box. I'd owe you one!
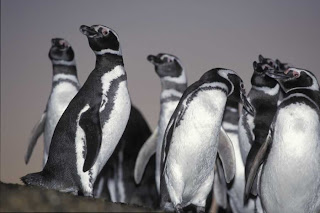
[45,82,78,149]
[261,103,320,213]
[165,89,227,203]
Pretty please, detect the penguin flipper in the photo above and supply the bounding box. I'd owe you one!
[25,112,46,164]
[245,129,272,200]
[217,127,236,183]
[80,104,102,172]
[213,156,228,209]
[134,127,158,184]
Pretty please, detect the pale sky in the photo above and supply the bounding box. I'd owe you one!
[1,0,320,184]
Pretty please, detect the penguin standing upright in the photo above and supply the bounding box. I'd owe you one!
[246,67,320,213]
[93,105,158,208]
[238,55,280,163]
[21,25,131,197]
[160,68,255,212]
[25,38,80,167]
[134,53,187,193]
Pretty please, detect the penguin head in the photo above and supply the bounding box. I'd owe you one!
[80,25,121,55]
[147,53,186,81]
[201,69,255,115]
[258,54,278,69]
[266,67,319,93]
[48,38,75,63]
[251,54,279,89]
[275,59,292,72]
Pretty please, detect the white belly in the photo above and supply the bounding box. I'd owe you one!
[44,82,78,156]
[261,103,320,213]
[165,89,226,205]
[155,100,179,190]
[76,80,131,195]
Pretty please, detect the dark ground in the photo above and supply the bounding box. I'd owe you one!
[0,182,161,212]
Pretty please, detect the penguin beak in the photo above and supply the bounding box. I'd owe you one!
[241,90,255,116]
[265,69,289,80]
[80,25,98,37]
[147,55,162,65]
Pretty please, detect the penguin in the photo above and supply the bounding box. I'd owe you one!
[93,105,158,208]
[213,100,255,213]
[160,68,255,212]
[134,53,187,193]
[238,55,280,163]
[21,25,131,197]
[245,67,320,213]
[25,38,80,167]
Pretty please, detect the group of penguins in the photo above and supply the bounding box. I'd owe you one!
[22,24,320,213]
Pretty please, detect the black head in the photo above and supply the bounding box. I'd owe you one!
[266,67,320,93]
[48,38,75,63]
[275,59,292,72]
[200,68,255,115]
[251,60,279,89]
[147,53,184,79]
[80,25,121,55]
[258,54,278,69]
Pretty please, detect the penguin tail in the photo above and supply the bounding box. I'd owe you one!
[21,172,47,187]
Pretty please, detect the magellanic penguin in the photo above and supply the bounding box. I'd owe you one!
[134,53,187,193]
[21,25,131,197]
[238,55,280,163]
[245,67,320,213]
[25,38,80,167]
[93,105,158,208]
[213,99,255,213]
[160,68,255,213]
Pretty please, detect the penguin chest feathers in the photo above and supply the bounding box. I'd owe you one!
[167,89,227,178]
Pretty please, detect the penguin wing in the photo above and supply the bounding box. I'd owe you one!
[160,102,185,175]
[213,156,228,209]
[134,127,158,184]
[79,104,102,172]
[245,128,273,200]
[217,127,236,183]
[25,112,47,164]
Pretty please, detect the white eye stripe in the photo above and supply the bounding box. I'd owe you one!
[160,55,176,62]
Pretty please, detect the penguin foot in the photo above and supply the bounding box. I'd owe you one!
[175,204,184,213]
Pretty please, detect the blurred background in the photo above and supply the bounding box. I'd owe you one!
[1,0,320,184]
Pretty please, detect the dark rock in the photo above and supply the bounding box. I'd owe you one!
[0,182,161,212]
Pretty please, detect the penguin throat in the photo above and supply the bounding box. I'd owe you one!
[160,79,187,93]
[95,54,123,70]
[53,64,78,77]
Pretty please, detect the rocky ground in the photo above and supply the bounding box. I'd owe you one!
[0,182,160,212]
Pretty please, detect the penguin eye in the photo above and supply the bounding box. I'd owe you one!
[167,58,173,63]
[293,71,300,78]
[101,28,108,36]
[240,82,245,89]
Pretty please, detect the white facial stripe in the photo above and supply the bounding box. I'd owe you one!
[251,84,280,96]
[52,59,76,66]
[161,89,183,99]
[162,69,187,84]
[280,93,319,110]
[94,48,122,56]
[218,69,237,95]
